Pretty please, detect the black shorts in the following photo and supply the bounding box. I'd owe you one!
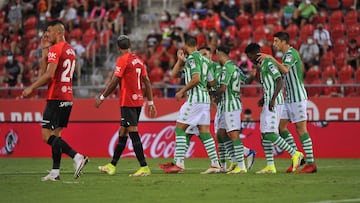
[42,100,73,130]
[120,107,141,127]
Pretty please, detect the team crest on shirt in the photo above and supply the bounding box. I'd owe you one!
[48,52,56,60]
[284,54,292,62]
[189,59,196,69]
[268,64,279,74]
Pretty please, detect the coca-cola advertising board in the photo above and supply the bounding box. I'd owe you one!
[0,121,359,158]
[0,97,359,122]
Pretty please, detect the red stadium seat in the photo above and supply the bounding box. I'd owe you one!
[265,12,278,25]
[333,38,348,55]
[243,81,259,97]
[320,51,335,69]
[24,29,37,44]
[235,14,250,27]
[237,25,252,41]
[100,29,113,47]
[82,28,98,46]
[272,24,283,34]
[285,24,299,39]
[342,0,355,9]
[69,28,83,42]
[0,56,7,71]
[355,68,360,82]
[326,0,341,9]
[338,65,354,82]
[305,66,321,83]
[0,82,9,99]
[335,52,346,68]
[331,24,346,42]
[329,11,344,26]
[322,65,337,79]
[307,79,322,97]
[299,24,315,43]
[149,66,164,98]
[238,40,250,53]
[314,10,328,25]
[346,24,360,40]
[344,10,359,26]
[23,16,38,32]
[251,12,265,27]
[253,26,266,43]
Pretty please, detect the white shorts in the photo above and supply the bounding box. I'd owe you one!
[280,100,308,123]
[260,104,283,133]
[177,102,210,126]
[215,110,242,133]
[185,125,199,135]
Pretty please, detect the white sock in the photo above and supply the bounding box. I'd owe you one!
[50,169,60,176]
[73,153,82,161]
[244,147,250,157]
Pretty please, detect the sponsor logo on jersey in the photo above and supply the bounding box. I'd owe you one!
[284,54,292,63]
[189,59,195,69]
[48,52,57,61]
[269,64,279,74]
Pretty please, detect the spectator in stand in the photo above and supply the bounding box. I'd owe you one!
[103,1,123,35]
[299,36,319,71]
[37,11,49,31]
[174,11,192,32]
[237,53,253,77]
[155,37,176,72]
[58,0,78,31]
[221,28,235,48]
[188,0,208,17]
[159,10,174,32]
[279,0,297,28]
[239,0,257,14]
[323,76,341,97]
[171,27,187,49]
[294,0,317,27]
[70,37,86,73]
[220,0,238,30]
[346,39,360,70]
[87,1,106,32]
[313,23,332,57]
[7,0,22,32]
[3,52,24,87]
[203,9,221,34]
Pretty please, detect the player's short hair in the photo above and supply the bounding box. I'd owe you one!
[117,35,130,49]
[185,36,197,47]
[47,20,65,33]
[274,31,290,44]
[245,43,261,55]
[198,46,211,52]
[216,46,230,55]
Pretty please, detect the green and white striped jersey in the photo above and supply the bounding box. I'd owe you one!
[207,60,223,91]
[282,47,308,103]
[184,51,211,104]
[218,60,247,112]
[260,58,284,105]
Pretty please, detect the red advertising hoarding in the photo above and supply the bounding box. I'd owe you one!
[0,121,359,158]
[0,98,359,122]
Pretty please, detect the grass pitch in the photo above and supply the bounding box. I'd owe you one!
[0,158,359,203]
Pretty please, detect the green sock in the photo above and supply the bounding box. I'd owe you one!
[217,134,226,165]
[199,133,219,165]
[300,132,314,164]
[223,135,236,162]
[174,127,186,166]
[262,134,274,166]
[232,139,245,168]
[280,130,298,151]
[264,133,296,155]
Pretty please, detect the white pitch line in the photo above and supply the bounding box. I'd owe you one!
[307,198,360,203]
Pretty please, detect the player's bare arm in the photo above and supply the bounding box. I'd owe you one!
[269,77,283,112]
[39,32,53,75]
[215,84,226,103]
[175,73,200,101]
[142,75,157,117]
[95,75,119,108]
[22,63,57,97]
[172,49,186,78]
[257,53,290,74]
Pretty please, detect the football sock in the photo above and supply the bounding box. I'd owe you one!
[300,132,315,164]
[264,133,296,155]
[261,135,274,166]
[111,136,128,166]
[233,139,245,168]
[184,135,191,155]
[216,134,226,166]
[58,138,76,158]
[174,127,186,167]
[129,132,147,167]
[199,133,219,166]
[47,135,61,169]
[280,130,298,151]
[223,135,236,162]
